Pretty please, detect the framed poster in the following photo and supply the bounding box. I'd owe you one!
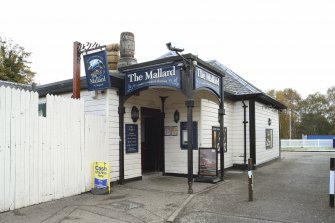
[125,124,138,153]
[164,126,172,136]
[171,126,178,136]
[165,126,178,136]
[180,122,198,150]
[266,129,273,149]
[212,126,227,153]
[198,147,218,177]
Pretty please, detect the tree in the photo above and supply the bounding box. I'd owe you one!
[326,86,335,134]
[267,88,302,139]
[299,91,332,135]
[0,38,35,84]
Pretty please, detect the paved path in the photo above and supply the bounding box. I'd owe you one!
[176,152,335,223]
[0,173,212,223]
[1,152,334,222]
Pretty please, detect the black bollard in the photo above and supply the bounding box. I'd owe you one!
[248,158,253,201]
[330,158,334,208]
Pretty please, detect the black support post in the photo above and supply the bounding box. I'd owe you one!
[118,91,125,185]
[160,96,167,174]
[219,75,225,180]
[186,99,194,194]
[249,100,256,165]
[185,59,194,194]
[242,100,248,166]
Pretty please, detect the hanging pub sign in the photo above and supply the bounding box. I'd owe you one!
[125,65,181,95]
[83,50,110,91]
[194,66,221,98]
[125,124,138,153]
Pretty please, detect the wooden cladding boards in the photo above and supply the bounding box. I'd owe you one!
[0,87,108,212]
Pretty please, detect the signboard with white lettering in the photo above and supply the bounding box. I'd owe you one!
[125,124,138,153]
[194,66,221,98]
[125,65,181,95]
[83,50,110,91]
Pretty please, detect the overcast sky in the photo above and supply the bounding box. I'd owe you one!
[1,0,334,98]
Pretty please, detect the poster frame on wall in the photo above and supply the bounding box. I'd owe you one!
[266,128,273,149]
[212,126,227,153]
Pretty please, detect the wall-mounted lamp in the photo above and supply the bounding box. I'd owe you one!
[268,118,272,126]
[131,106,139,122]
[174,110,180,123]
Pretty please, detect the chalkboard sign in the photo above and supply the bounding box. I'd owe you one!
[125,124,138,153]
[198,147,218,177]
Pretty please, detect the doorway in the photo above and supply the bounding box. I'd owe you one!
[141,107,164,173]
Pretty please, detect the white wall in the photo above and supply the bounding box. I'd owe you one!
[198,91,234,169]
[0,87,108,212]
[106,88,120,181]
[123,89,162,179]
[39,90,107,116]
[39,89,116,180]
[232,100,250,165]
[164,91,199,175]
[255,102,280,165]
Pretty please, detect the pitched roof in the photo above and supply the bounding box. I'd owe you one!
[157,52,286,109]
[0,80,33,91]
[36,52,286,109]
[207,60,262,95]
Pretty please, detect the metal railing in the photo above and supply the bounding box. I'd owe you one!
[281,139,333,148]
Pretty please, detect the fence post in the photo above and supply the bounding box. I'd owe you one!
[248,158,253,201]
[330,158,335,208]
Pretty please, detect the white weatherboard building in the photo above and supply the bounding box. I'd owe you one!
[36,51,286,185]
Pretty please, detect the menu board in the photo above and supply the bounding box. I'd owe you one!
[125,124,138,153]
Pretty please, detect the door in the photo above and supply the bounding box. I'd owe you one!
[141,107,163,172]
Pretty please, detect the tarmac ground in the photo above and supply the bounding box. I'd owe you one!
[0,151,334,223]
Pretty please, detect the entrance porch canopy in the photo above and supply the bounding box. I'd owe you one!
[118,54,226,194]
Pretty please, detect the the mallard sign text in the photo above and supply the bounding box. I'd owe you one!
[125,65,181,95]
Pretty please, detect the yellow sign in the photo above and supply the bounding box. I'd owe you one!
[92,161,110,193]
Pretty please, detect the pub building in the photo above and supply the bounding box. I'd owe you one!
[37,32,286,193]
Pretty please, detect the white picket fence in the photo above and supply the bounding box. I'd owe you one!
[0,86,108,212]
[281,139,333,148]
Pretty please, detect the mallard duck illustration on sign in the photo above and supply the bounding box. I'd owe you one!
[88,59,105,78]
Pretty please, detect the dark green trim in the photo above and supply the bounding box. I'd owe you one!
[118,90,125,185]
[37,74,123,97]
[164,172,199,178]
[232,164,248,170]
[249,100,256,165]
[118,53,226,77]
[111,176,142,185]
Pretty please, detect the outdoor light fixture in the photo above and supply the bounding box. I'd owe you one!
[174,110,180,123]
[166,42,184,53]
[268,118,272,126]
[131,106,139,122]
